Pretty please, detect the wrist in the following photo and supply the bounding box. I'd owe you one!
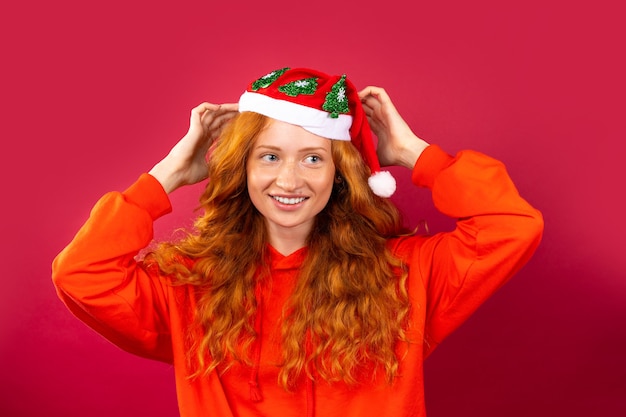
[148,160,185,194]
[398,136,430,169]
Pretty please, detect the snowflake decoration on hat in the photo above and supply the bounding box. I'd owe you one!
[252,67,290,91]
[323,74,349,118]
[278,77,318,97]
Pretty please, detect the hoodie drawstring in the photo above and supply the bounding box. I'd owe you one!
[305,331,315,417]
[249,285,263,402]
[306,376,315,417]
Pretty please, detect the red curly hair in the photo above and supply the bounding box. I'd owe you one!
[146,112,411,389]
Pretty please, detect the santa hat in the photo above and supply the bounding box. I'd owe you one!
[238,67,396,198]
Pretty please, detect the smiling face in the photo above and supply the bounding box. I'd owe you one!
[246,119,336,252]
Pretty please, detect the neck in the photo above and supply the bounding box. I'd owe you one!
[267,225,309,256]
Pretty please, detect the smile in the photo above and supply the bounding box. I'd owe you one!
[271,196,308,205]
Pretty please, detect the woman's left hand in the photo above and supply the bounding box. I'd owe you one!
[359,86,429,169]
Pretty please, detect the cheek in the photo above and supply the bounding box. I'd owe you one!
[246,166,273,205]
[246,162,257,186]
[246,170,259,195]
[247,167,269,189]
[314,169,336,197]
[246,175,263,211]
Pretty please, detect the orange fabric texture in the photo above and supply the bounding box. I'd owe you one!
[52,145,543,416]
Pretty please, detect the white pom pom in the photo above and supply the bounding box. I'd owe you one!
[368,171,396,198]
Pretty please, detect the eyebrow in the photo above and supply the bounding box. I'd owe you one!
[254,144,329,153]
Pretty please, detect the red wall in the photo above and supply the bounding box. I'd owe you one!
[1,1,624,416]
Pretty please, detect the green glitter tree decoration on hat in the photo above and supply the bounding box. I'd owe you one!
[322,74,350,118]
[251,67,290,91]
[278,77,318,97]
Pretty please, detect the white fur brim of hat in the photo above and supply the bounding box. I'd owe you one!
[239,91,353,141]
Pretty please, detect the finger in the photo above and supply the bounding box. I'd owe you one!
[191,102,220,118]
[362,104,375,119]
[193,102,221,111]
[360,87,397,116]
[203,104,237,126]
[367,117,382,131]
[361,93,383,112]
[199,103,239,128]
[217,102,239,112]
[358,86,386,101]
[203,117,236,147]
[189,103,220,129]
[203,102,238,116]
[207,111,237,135]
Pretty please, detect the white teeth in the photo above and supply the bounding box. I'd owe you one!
[272,196,306,205]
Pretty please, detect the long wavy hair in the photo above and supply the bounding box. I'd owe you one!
[146,112,411,389]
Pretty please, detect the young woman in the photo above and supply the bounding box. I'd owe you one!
[52,67,543,417]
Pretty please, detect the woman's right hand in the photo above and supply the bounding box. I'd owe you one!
[149,102,238,193]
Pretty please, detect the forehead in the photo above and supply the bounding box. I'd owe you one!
[254,119,332,150]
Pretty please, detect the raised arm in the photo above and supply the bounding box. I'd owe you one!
[360,86,543,355]
[52,102,237,361]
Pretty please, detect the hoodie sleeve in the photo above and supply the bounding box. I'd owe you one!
[392,145,544,357]
[51,173,175,363]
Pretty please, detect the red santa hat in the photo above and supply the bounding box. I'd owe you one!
[238,67,396,198]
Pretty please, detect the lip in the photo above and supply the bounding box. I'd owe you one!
[269,194,309,210]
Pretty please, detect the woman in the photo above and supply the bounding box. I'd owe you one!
[52,67,543,416]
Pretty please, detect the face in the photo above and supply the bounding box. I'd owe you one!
[247,119,336,245]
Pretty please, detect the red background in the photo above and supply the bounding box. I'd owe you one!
[1,0,624,416]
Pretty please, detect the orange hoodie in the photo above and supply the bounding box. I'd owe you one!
[52,145,543,416]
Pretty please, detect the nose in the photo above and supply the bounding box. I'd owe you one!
[275,161,300,191]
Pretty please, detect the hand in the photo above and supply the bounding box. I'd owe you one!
[149,102,238,193]
[359,86,429,169]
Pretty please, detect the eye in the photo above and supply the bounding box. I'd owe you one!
[304,155,321,164]
[261,153,278,162]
